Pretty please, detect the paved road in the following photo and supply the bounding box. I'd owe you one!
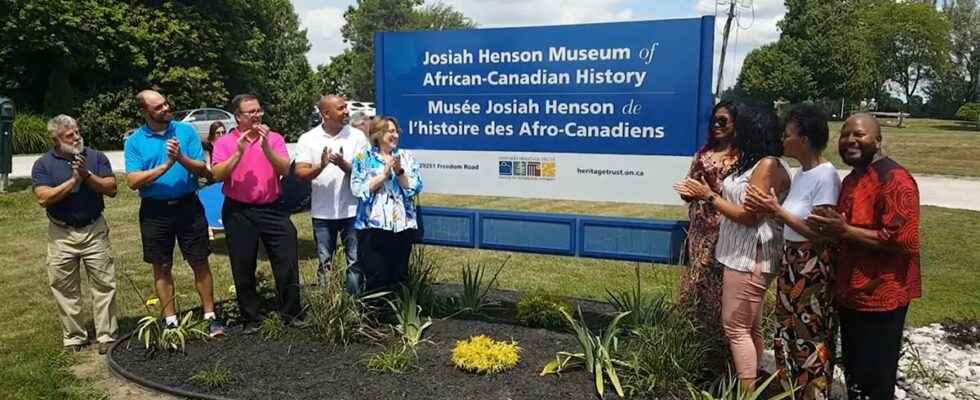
[7,148,980,212]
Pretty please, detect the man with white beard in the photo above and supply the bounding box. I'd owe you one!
[31,115,119,354]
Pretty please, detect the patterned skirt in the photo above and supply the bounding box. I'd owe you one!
[773,240,836,400]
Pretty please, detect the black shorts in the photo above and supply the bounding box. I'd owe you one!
[138,193,211,266]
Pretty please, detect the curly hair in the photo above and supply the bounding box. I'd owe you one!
[786,104,830,151]
[733,107,783,176]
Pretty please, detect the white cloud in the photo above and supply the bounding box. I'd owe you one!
[298,5,347,67]
[293,0,788,90]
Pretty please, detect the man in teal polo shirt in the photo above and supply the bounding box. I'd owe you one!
[124,90,224,337]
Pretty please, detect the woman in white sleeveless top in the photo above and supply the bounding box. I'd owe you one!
[745,105,840,399]
[675,107,790,392]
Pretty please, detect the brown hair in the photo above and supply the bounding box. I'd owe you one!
[208,121,226,142]
[367,116,400,148]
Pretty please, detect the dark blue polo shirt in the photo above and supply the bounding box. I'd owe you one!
[31,147,113,226]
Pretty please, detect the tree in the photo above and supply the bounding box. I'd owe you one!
[339,0,475,101]
[776,0,883,101]
[0,0,316,146]
[927,0,980,116]
[865,2,951,115]
[732,43,814,107]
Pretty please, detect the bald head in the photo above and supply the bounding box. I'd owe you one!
[318,94,349,130]
[136,90,164,111]
[839,113,883,168]
[136,89,173,125]
[844,113,881,140]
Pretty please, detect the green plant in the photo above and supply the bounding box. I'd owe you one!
[540,308,631,399]
[620,311,712,397]
[686,373,795,400]
[126,274,208,354]
[217,299,242,327]
[457,256,509,313]
[304,261,389,346]
[190,363,236,389]
[386,285,433,348]
[258,312,287,341]
[451,335,521,374]
[515,291,572,330]
[902,337,953,387]
[405,247,438,313]
[136,311,209,353]
[955,102,980,121]
[365,343,415,373]
[606,264,671,327]
[11,114,49,154]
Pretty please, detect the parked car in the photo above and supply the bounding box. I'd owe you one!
[174,108,237,142]
[308,100,376,129]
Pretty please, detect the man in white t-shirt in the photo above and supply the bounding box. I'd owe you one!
[294,95,369,284]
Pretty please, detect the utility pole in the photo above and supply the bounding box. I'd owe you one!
[715,0,737,99]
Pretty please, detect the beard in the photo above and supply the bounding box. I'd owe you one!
[58,137,84,155]
[151,110,174,124]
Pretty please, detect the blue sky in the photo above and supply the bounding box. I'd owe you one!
[291,0,788,90]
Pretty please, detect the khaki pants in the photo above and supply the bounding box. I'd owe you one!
[46,215,118,346]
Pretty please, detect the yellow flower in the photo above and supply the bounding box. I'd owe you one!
[145,297,159,306]
[228,285,237,295]
[451,335,520,374]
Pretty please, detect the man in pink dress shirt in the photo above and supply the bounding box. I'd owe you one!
[211,94,302,333]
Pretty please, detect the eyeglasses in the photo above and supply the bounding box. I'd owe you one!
[712,117,729,129]
[239,109,264,117]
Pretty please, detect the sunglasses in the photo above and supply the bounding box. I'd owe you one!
[712,117,729,129]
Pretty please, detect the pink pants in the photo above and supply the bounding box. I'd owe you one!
[722,257,775,379]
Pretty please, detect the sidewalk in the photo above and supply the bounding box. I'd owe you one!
[7,149,980,212]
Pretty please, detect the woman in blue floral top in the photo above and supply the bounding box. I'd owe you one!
[349,116,423,293]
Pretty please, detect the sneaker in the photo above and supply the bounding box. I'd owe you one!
[97,341,114,355]
[207,319,226,338]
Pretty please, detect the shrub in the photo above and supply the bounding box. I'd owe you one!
[606,264,671,327]
[455,256,510,314]
[76,88,140,151]
[451,335,520,374]
[405,247,438,313]
[687,373,794,400]
[955,102,980,122]
[135,311,209,354]
[304,258,389,346]
[620,311,712,397]
[258,312,287,341]
[11,114,48,154]
[365,342,415,373]
[943,317,980,347]
[515,291,572,330]
[190,363,236,389]
[386,285,432,348]
[541,308,631,399]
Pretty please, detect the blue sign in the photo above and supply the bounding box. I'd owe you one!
[374,17,715,157]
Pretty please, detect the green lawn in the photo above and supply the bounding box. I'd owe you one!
[1,183,978,398]
[822,118,980,177]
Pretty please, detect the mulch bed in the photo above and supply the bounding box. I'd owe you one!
[110,286,632,400]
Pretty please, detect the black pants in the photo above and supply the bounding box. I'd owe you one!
[839,305,909,400]
[350,228,414,294]
[222,198,301,323]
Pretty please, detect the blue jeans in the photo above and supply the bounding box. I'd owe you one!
[311,218,358,273]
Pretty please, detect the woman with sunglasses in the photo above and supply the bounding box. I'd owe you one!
[675,106,790,392]
[204,121,226,170]
[673,101,742,373]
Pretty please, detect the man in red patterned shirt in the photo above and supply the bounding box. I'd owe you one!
[808,113,920,400]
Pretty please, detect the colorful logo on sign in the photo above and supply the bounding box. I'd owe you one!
[499,157,556,180]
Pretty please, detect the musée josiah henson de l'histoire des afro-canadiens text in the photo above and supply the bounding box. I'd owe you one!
[413,45,666,140]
